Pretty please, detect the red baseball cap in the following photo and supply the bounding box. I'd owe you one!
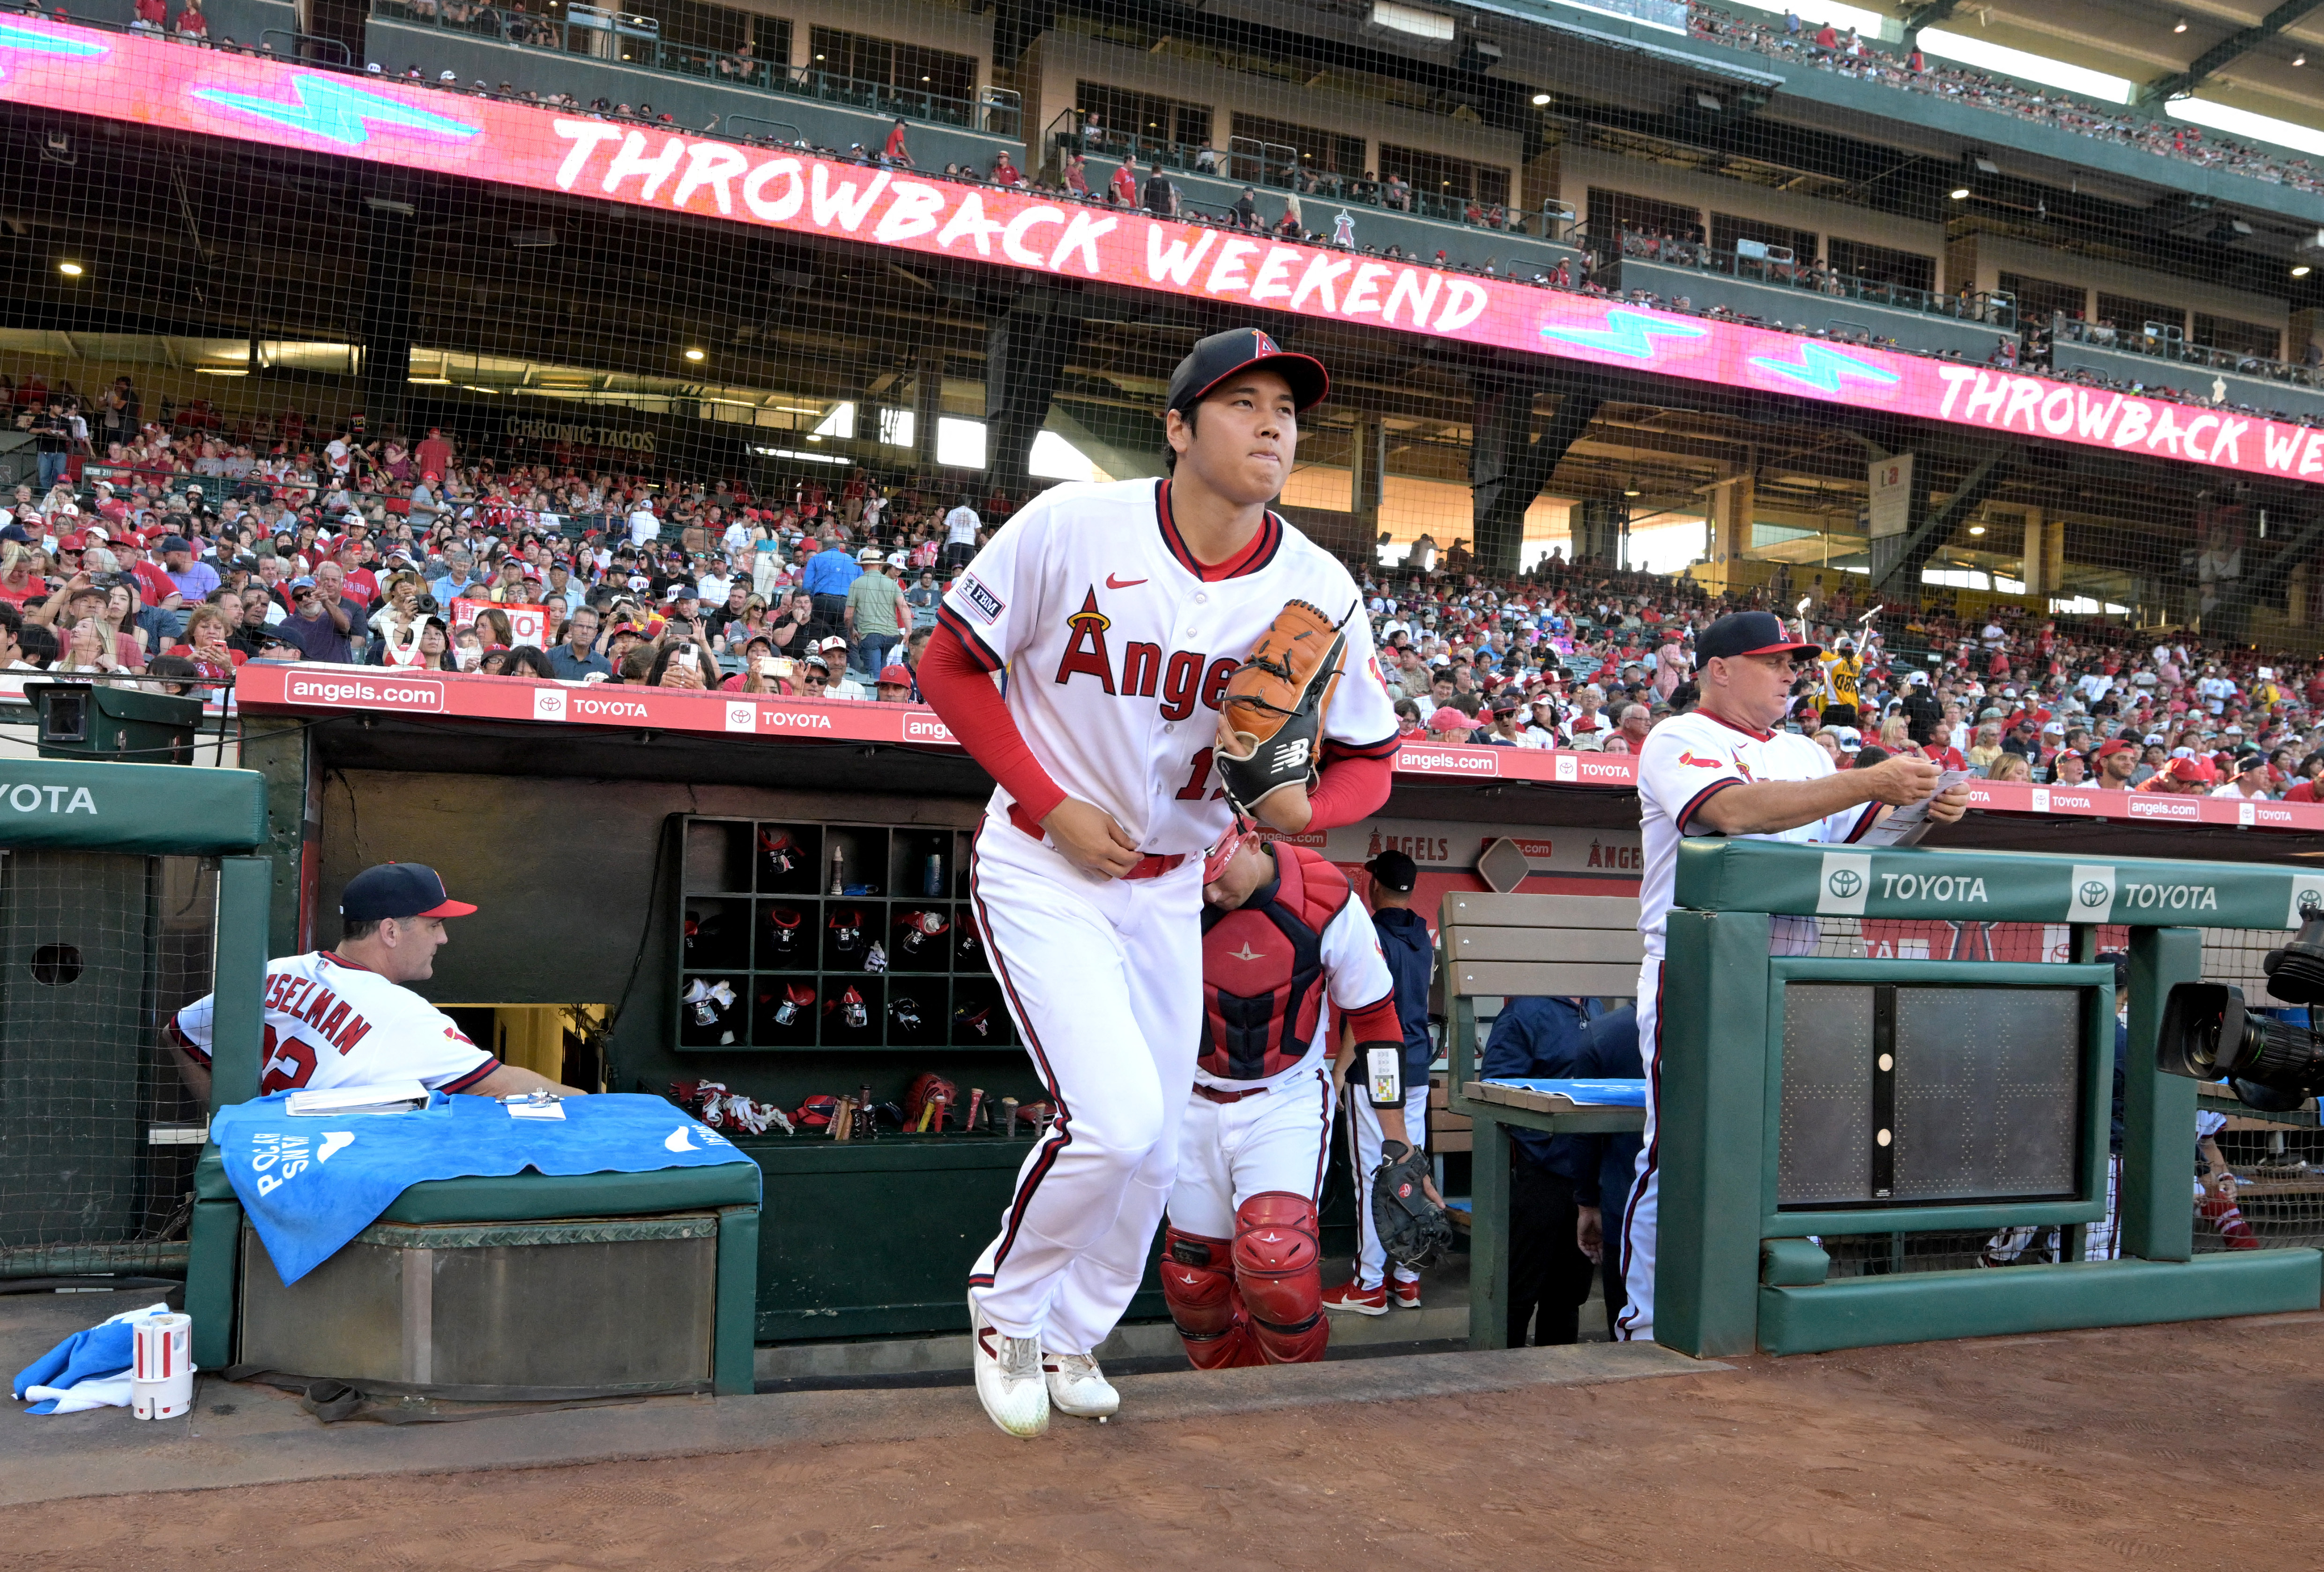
[876,664,912,686]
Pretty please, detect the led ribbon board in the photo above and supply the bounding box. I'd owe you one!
[11,18,2324,486]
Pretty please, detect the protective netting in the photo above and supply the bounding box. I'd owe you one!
[0,851,216,1277]
[9,0,2324,670]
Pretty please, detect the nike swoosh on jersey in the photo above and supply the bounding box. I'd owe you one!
[1105,574,1148,589]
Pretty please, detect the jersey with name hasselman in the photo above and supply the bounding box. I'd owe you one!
[939,478,1399,857]
[1635,710,1876,958]
[171,951,498,1096]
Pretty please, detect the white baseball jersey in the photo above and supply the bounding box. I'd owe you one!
[939,478,1400,857]
[1634,710,1878,959]
[171,951,498,1096]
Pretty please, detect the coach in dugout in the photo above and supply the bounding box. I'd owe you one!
[168,863,589,1102]
[1618,611,1971,1344]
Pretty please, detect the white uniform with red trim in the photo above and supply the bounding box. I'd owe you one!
[1619,710,1875,1343]
[943,477,1398,1357]
[171,951,499,1097]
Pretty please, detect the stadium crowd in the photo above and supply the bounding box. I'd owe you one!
[4,378,2324,802]
[1686,2,2324,197]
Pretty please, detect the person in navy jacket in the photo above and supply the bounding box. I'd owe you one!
[1321,849,1442,1315]
[1482,995,1641,1344]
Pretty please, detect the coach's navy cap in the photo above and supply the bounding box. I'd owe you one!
[339,862,477,922]
[1166,328,1329,415]
[1365,848,1418,893]
[1694,610,1818,670]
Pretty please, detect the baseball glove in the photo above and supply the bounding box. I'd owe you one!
[1371,1139,1452,1270]
[1216,599,1351,818]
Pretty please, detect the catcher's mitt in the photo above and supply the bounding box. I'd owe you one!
[1371,1139,1452,1270]
[1216,599,1351,818]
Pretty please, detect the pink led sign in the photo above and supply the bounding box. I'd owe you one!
[8,17,2318,485]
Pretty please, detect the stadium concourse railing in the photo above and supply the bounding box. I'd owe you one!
[1043,110,1579,242]
[2047,316,2324,426]
[1580,225,2017,329]
[368,0,1020,139]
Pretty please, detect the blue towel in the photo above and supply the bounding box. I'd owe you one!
[1477,1077,1649,1107]
[13,1303,174,1415]
[210,1092,760,1284]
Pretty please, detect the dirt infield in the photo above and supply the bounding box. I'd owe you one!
[6,1312,2318,1571]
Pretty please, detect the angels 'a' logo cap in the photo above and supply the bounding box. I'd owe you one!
[1167,327,1330,415]
[339,862,478,921]
[1694,610,1820,669]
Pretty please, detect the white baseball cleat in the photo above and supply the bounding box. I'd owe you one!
[969,1294,1050,1438]
[1044,1350,1120,1419]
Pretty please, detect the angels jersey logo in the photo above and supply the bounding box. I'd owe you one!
[1053,584,1240,722]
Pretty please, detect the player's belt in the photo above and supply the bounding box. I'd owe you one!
[1193,1082,1270,1105]
[1006,804,1187,879]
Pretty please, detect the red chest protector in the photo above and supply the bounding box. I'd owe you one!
[1199,844,1352,1081]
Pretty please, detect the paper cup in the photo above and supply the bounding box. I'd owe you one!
[130,1312,194,1420]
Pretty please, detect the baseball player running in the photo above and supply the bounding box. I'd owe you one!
[169,862,588,1102]
[1158,827,1408,1367]
[917,327,1400,1437]
[1621,611,1969,1343]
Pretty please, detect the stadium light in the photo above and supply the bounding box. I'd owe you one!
[1531,92,1550,105]
[56,261,82,276]
[684,347,706,362]
[1949,186,1972,200]
[1968,524,1987,536]
[2297,265,2314,277]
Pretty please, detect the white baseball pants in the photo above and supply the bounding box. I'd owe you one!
[1350,1080,1430,1290]
[967,815,1202,1356]
[1168,1065,1335,1238]
[1616,957,1664,1342]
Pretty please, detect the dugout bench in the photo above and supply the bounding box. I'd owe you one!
[1441,890,1649,1351]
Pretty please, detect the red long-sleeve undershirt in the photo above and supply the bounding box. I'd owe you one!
[918,623,1396,838]
[918,621,1068,825]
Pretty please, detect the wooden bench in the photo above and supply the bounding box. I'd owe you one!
[1440,890,1649,1350]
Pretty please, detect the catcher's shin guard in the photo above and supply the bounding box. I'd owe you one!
[1233,1192,1328,1364]
[1160,1226,1259,1369]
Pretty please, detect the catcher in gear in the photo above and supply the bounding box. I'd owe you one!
[1158,826,1410,1369]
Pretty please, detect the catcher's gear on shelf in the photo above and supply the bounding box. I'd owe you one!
[765,905,804,957]
[828,909,864,955]
[759,828,804,878]
[890,995,925,1033]
[1371,1139,1452,1269]
[765,981,815,1027]
[896,909,951,957]
[681,978,736,1027]
[1215,598,1351,818]
[827,986,869,1030]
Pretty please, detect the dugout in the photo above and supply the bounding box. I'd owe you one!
[217,671,2324,1351]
